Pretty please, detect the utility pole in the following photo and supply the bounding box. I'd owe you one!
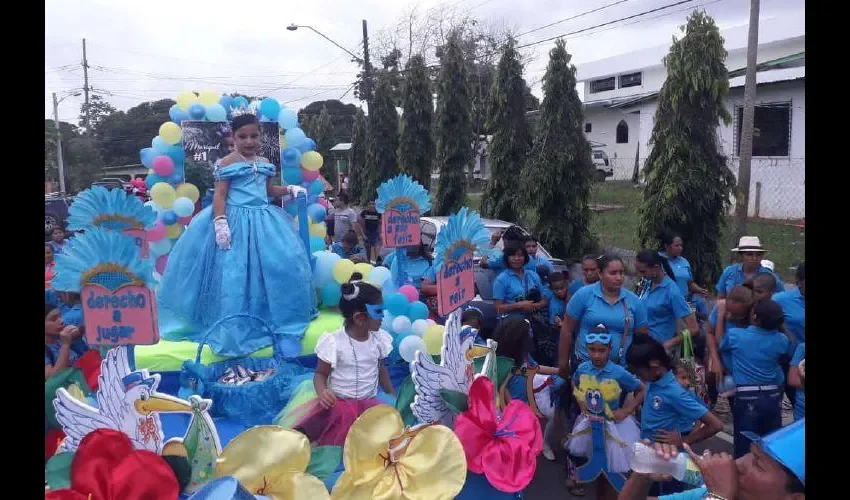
[733,0,760,240]
[362,19,372,106]
[82,38,91,133]
[52,93,67,194]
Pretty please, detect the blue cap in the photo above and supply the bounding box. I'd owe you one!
[742,418,805,485]
[121,372,156,391]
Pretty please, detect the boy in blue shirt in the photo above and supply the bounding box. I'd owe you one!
[719,299,791,458]
[330,230,367,263]
[545,271,569,329]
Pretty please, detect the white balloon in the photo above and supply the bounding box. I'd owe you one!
[392,315,412,335]
[369,266,392,286]
[411,319,430,337]
[382,312,395,332]
[399,335,426,363]
[426,319,437,326]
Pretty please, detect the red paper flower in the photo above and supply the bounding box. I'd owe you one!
[454,376,543,493]
[46,429,179,500]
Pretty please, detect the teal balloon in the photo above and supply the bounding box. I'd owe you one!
[307,203,326,223]
[260,98,281,121]
[385,293,410,317]
[408,301,429,321]
[231,96,249,110]
[218,95,234,110]
[310,236,326,254]
[145,174,165,189]
[205,103,227,122]
[284,127,306,147]
[281,147,302,169]
[320,281,342,308]
[297,138,317,153]
[283,167,303,185]
[188,103,206,120]
[313,251,342,287]
[308,179,324,196]
[169,104,189,125]
[278,108,298,129]
[165,146,186,168]
[152,136,170,154]
[140,147,156,168]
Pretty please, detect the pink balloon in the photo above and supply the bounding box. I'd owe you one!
[399,285,419,303]
[178,215,193,225]
[302,168,320,182]
[318,198,330,209]
[155,254,169,275]
[152,156,175,177]
[146,222,167,242]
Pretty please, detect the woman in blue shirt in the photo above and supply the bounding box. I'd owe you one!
[716,236,784,298]
[658,232,709,299]
[634,250,699,351]
[45,303,88,380]
[773,262,805,344]
[492,241,548,319]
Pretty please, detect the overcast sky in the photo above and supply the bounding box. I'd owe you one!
[45,0,805,123]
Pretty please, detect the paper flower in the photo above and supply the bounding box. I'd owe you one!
[331,405,467,500]
[212,425,329,500]
[66,185,156,232]
[454,377,542,493]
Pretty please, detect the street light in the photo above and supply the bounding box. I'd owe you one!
[286,24,364,64]
[52,90,82,194]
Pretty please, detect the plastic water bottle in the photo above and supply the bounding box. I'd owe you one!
[630,442,704,486]
[718,374,737,397]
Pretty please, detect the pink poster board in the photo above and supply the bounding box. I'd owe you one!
[82,285,160,346]
[382,207,421,248]
[123,228,149,259]
[437,248,475,316]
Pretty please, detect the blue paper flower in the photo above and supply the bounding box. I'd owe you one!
[53,227,154,292]
[66,185,157,232]
[433,207,496,272]
[375,174,432,214]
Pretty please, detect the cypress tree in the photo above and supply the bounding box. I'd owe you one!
[398,54,435,190]
[363,74,400,203]
[348,109,368,202]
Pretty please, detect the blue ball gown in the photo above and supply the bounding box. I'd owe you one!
[158,161,316,357]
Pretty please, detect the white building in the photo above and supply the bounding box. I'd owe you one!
[576,19,804,219]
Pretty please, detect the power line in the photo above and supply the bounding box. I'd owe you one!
[514,0,633,39]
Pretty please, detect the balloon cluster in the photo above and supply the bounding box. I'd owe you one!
[276,110,329,235]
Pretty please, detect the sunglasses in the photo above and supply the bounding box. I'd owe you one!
[365,304,384,321]
[586,333,612,345]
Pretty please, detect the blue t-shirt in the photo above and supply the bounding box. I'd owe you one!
[330,242,366,261]
[719,325,791,386]
[486,251,539,273]
[544,287,567,325]
[45,338,90,367]
[641,370,709,440]
[568,280,588,296]
[660,253,693,298]
[384,252,433,291]
[566,282,648,363]
[707,306,742,372]
[574,360,641,411]
[773,287,805,343]
[493,269,544,305]
[791,343,805,421]
[640,277,693,344]
[659,486,708,500]
[677,390,709,434]
[715,264,785,296]
[528,253,555,274]
[45,290,85,327]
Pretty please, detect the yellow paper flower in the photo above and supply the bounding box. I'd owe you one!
[215,425,329,500]
[331,405,467,500]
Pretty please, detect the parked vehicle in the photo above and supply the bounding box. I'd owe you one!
[92,178,125,191]
[592,149,613,181]
[45,193,74,239]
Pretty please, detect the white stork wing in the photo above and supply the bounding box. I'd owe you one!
[440,310,474,392]
[96,347,133,423]
[54,388,116,453]
[411,350,464,424]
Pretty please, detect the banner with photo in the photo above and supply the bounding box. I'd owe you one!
[181,121,281,173]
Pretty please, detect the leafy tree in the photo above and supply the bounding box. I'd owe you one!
[64,136,105,192]
[298,99,360,144]
[518,39,595,259]
[398,54,435,190]
[79,94,117,134]
[348,110,368,203]
[637,11,736,286]
[45,120,79,183]
[481,38,531,222]
[302,105,338,190]
[185,159,215,199]
[433,31,473,216]
[91,99,174,167]
[362,74,400,203]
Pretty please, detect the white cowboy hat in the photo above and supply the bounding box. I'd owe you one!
[760,259,775,272]
[731,236,767,253]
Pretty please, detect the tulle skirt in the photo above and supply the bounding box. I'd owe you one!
[567,415,639,473]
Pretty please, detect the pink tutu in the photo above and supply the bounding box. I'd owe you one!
[286,397,382,446]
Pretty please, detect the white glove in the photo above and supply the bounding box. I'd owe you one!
[287,185,307,198]
[214,217,231,250]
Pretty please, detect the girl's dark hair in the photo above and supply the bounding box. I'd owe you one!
[45,302,58,319]
[493,317,534,368]
[752,299,785,331]
[636,249,676,281]
[596,254,623,273]
[525,235,539,244]
[549,271,567,284]
[659,230,682,248]
[502,241,529,268]
[502,226,526,243]
[625,334,673,370]
[231,113,259,132]
[581,254,599,265]
[727,285,755,307]
[338,278,382,321]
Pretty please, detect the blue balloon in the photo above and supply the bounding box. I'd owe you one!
[188,103,206,120]
[152,136,170,154]
[297,138,317,153]
[168,172,184,185]
[218,95,234,110]
[140,147,156,168]
[307,203,327,223]
[278,108,298,129]
[145,174,164,189]
[281,147,302,169]
[168,104,190,125]
[172,197,195,218]
[313,251,342,287]
[307,194,319,205]
[165,146,186,168]
[308,179,325,196]
[161,210,178,226]
[310,235,327,254]
[408,301,429,322]
[385,293,410,317]
[285,202,299,216]
[283,167,303,185]
[260,98,281,121]
[320,281,342,308]
[284,127,306,147]
[231,96,249,110]
[205,103,227,122]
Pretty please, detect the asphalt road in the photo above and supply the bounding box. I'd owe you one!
[524,434,733,499]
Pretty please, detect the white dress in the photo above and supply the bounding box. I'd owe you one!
[568,414,640,473]
[314,327,393,400]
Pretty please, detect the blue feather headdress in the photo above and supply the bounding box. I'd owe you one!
[433,207,496,272]
[66,186,157,232]
[375,175,432,214]
[53,227,154,293]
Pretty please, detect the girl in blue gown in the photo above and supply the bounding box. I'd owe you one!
[159,113,315,357]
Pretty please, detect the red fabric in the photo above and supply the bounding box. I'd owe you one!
[45,429,66,461]
[454,377,542,493]
[73,350,102,392]
[294,398,382,446]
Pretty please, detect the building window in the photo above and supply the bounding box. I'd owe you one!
[616,120,629,143]
[585,123,592,133]
[589,77,616,93]
[735,102,791,157]
[619,72,642,88]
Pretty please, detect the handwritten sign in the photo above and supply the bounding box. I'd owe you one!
[382,202,421,249]
[82,285,160,346]
[124,228,150,259]
[437,244,475,316]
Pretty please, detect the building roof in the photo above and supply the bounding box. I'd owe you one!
[330,143,352,151]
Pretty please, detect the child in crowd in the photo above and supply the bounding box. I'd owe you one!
[787,342,805,421]
[359,200,381,263]
[45,290,84,327]
[719,299,791,458]
[44,303,87,380]
[461,306,484,342]
[45,245,56,291]
[48,227,67,254]
[668,359,709,443]
[626,335,723,495]
[568,254,600,296]
[330,230,367,263]
[546,272,569,329]
[277,278,393,446]
[567,327,644,499]
[706,285,754,390]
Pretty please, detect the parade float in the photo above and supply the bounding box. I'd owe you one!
[45,91,546,499]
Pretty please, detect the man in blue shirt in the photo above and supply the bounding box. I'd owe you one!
[524,236,555,274]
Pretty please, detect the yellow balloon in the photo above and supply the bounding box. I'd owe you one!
[301,151,323,172]
[166,223,183,239]
[175,183,201,203]
[353,262,374,279]
[159,122,183,145]
[150,182,177,209]
[309,223,327,239]
[423,325,445,355]
[198,89,220,106]
[176,91,198,111]
[333,259,355,284]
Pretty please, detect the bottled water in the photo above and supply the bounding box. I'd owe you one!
[630,442,704,486]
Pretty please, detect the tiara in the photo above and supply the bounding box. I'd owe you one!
[230,105,259,118]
